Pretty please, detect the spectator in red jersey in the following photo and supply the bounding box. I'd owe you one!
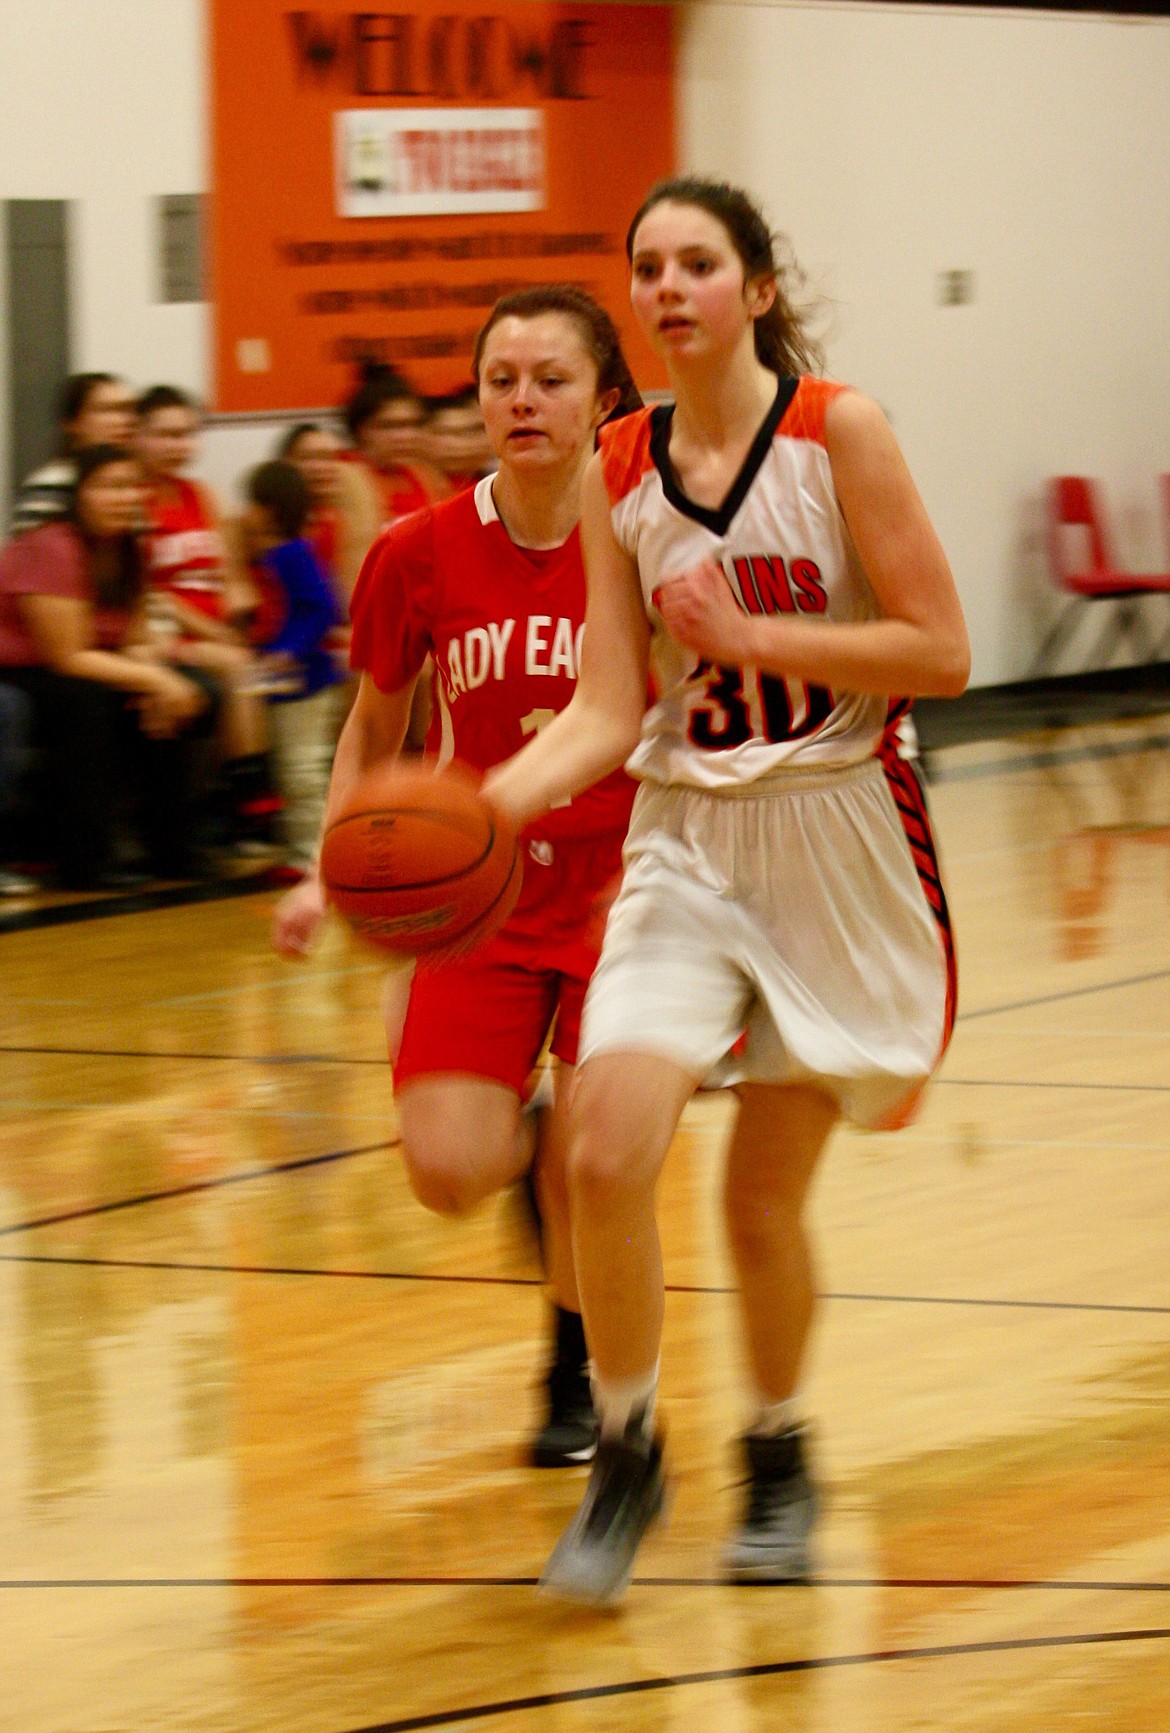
[277,421,381,614]
[274,287,642,1470]
[424,385,496,493]
[9,372,138,536]
[343,364,451,529]
[343,368,454,752]
[0,445,214,889]
[136,385,274,841]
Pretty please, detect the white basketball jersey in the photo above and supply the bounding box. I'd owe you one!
[599,375,890,788]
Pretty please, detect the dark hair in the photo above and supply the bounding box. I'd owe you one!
[472,285,642,424]
[57,372,130,457]
[343,362,420,441]
[137,383,199,421]
[58,372,120,430]
[626,176,822,378]
[247,459,311,541]
[425,385,479,417]
[69,444,143,610]
[278,420,328,460]
[73,443,133,489]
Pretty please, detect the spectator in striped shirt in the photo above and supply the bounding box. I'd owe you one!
[9,373,137,536]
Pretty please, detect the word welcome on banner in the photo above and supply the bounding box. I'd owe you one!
[210,3,675,411]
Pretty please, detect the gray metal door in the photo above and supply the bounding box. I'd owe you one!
[5,200,71,499]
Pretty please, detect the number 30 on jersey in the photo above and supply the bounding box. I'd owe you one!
[687,661,834,749]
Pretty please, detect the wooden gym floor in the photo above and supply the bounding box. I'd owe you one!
[2,712,1169,1731]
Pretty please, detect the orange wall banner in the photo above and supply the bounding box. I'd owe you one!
[209,2,676,411]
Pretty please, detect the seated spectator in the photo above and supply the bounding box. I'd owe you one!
[9,372,137,536]
[343,364,450,529]
[0,682,37,894]
[277,420,380,613]
[136,385,274,841]
[242,461,343,876]
[0,445,216,889]
[424,385,496,492]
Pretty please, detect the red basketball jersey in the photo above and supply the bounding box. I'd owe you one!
[349,477,635,844]
[341,454,443,528]
[374,463,431,524]
[143,477,225,621]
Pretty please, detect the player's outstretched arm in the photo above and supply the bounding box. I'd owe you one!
[484,457,649,831]
[273,672,415,957]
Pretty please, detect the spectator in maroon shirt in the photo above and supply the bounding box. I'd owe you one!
[0,445,215,889]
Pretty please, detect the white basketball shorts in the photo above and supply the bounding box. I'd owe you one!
[578,755,956,1128]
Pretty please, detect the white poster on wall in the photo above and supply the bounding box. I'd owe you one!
[335,108,545,218]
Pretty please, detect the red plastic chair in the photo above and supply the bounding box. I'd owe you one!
[1040,476,1170,670]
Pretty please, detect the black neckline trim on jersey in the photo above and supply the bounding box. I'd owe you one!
[648,375,800,537]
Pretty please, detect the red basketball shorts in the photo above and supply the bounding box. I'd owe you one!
[392,827,626,1095]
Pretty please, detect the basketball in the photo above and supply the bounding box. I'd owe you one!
[320,761,522,957]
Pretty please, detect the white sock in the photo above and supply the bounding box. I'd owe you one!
[749,1393,802,1438]
[593,1363,659,1440]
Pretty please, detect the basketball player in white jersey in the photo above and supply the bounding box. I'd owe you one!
[485,177,970,1603]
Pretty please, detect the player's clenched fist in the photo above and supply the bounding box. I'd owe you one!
[655,561,753,666]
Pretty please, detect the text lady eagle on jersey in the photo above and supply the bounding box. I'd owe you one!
[441,614,586,702]
[348,480,634,841]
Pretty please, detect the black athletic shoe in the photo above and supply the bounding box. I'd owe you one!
[539,1417,666,1605]
[531,1362,598,1468]
[721,1428,818,1583]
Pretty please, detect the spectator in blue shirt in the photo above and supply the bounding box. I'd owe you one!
[243,460,343,876]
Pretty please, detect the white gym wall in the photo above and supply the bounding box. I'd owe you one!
[2,0,1168,682]
[678,1,1170,682]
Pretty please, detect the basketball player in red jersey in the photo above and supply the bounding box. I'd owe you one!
[275,289,642,1465]
[136,385,272,831]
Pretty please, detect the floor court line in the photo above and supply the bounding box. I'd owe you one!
[344,1626,1170,1733]
[0,1100,391,1123]
[6,960,1170,1065]
[0,1138,398,1239]
[899,1131,1170,1154]
[937,1075,1170,1094]
[2,1575,1167,1593]
[951,1028,1170,1040]
[927,728,1170,784]
[0,1251,540,1288]
[0,1251,1164,1318]
[824,1288,1170,1318]
[0,874,273,936]
[4,1042,1170,1094]
[150,961,385,1009]
[958,965,1170,1022]
[0,1043,385,1066]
